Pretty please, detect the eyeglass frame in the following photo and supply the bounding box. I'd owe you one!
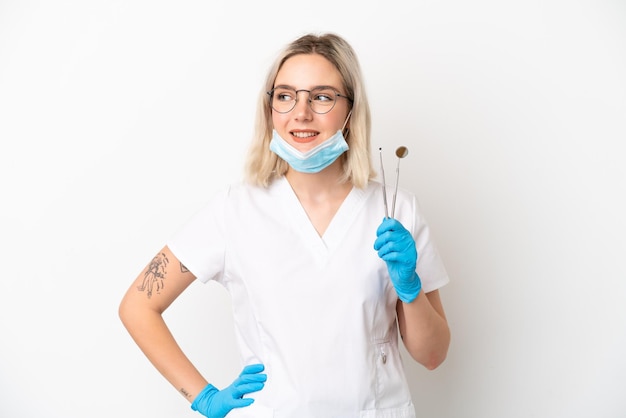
[266,85,354,115]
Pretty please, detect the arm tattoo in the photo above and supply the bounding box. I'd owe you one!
[136,252,169,298]
[180,263,189,273]
[180,388,192,399]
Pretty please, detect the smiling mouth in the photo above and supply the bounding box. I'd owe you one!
[291,131,318,143]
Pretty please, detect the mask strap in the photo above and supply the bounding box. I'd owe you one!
[341,110,352,137]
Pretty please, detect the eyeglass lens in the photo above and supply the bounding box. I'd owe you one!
[270,87,339,114]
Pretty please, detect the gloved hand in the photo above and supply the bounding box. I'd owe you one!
[191,364,267,418]
[374,218,422,303]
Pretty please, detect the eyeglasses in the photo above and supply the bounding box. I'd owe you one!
[267,86,353,114]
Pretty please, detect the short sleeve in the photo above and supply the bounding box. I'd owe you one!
[166,188,229,284]
[410,194,450,293]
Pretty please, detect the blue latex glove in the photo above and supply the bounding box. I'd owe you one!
[374,218,422,303]
[191,364,266,418]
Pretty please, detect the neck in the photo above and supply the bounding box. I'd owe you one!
[285,159,351,200]
[284,159,353,237]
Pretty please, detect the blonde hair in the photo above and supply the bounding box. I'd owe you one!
[244,33,375,188]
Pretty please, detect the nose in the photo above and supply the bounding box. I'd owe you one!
[292,90,313,120]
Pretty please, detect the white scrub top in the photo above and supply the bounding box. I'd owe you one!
[167,177,449,418]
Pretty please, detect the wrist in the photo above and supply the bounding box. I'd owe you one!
[191,383,218,412]
[397,272,422,303]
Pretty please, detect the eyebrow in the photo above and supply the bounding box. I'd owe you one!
[273,84,340,91]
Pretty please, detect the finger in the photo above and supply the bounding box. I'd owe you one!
[373,234,387,251]
[374,228,404,251]
[377,237,411,256]
[237,373,267,384]
[231,398,255,409]
[376,217,399,236]
[234,381,265,395]
[376,241,394,258]
[379,251,413,264]
[240,364,265,375]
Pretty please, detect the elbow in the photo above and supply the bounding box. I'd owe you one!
[405,345,448,370]
[118,298,130,328]
[426,334,450,370]
[118,294,163,335]
[423,350,448,370]
[408,329,450,370]
[118,295,139,330]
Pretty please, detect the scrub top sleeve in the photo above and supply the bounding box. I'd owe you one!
[166,188,228,284]
[411,194,450,293]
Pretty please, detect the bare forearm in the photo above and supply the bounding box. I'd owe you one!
[119,304,208,402]
[397,290,450,370]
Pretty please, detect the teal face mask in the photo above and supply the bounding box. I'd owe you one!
[269,112,351,173]
[269,129,349,173]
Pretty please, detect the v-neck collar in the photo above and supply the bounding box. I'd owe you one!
[273,177,371,265]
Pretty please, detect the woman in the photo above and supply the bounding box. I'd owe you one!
[119,32,450,418]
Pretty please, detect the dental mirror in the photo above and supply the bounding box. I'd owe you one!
[391,146,409,218]
[395,146,409,159]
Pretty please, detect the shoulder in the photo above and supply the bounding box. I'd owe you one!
[224,178,285,200]
[197,179,288,218]
[205,180,266,201]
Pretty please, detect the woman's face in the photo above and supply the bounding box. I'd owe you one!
[271,53,351,153]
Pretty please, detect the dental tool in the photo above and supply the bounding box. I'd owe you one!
[390,146,409,219]
[379,148,389,218]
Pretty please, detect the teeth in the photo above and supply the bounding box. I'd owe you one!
[292,132,316,138]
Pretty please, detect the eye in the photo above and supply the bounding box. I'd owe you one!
[311,88,336,103]
[274,88,295,102]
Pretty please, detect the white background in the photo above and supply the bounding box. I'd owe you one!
[1,1,625,417]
